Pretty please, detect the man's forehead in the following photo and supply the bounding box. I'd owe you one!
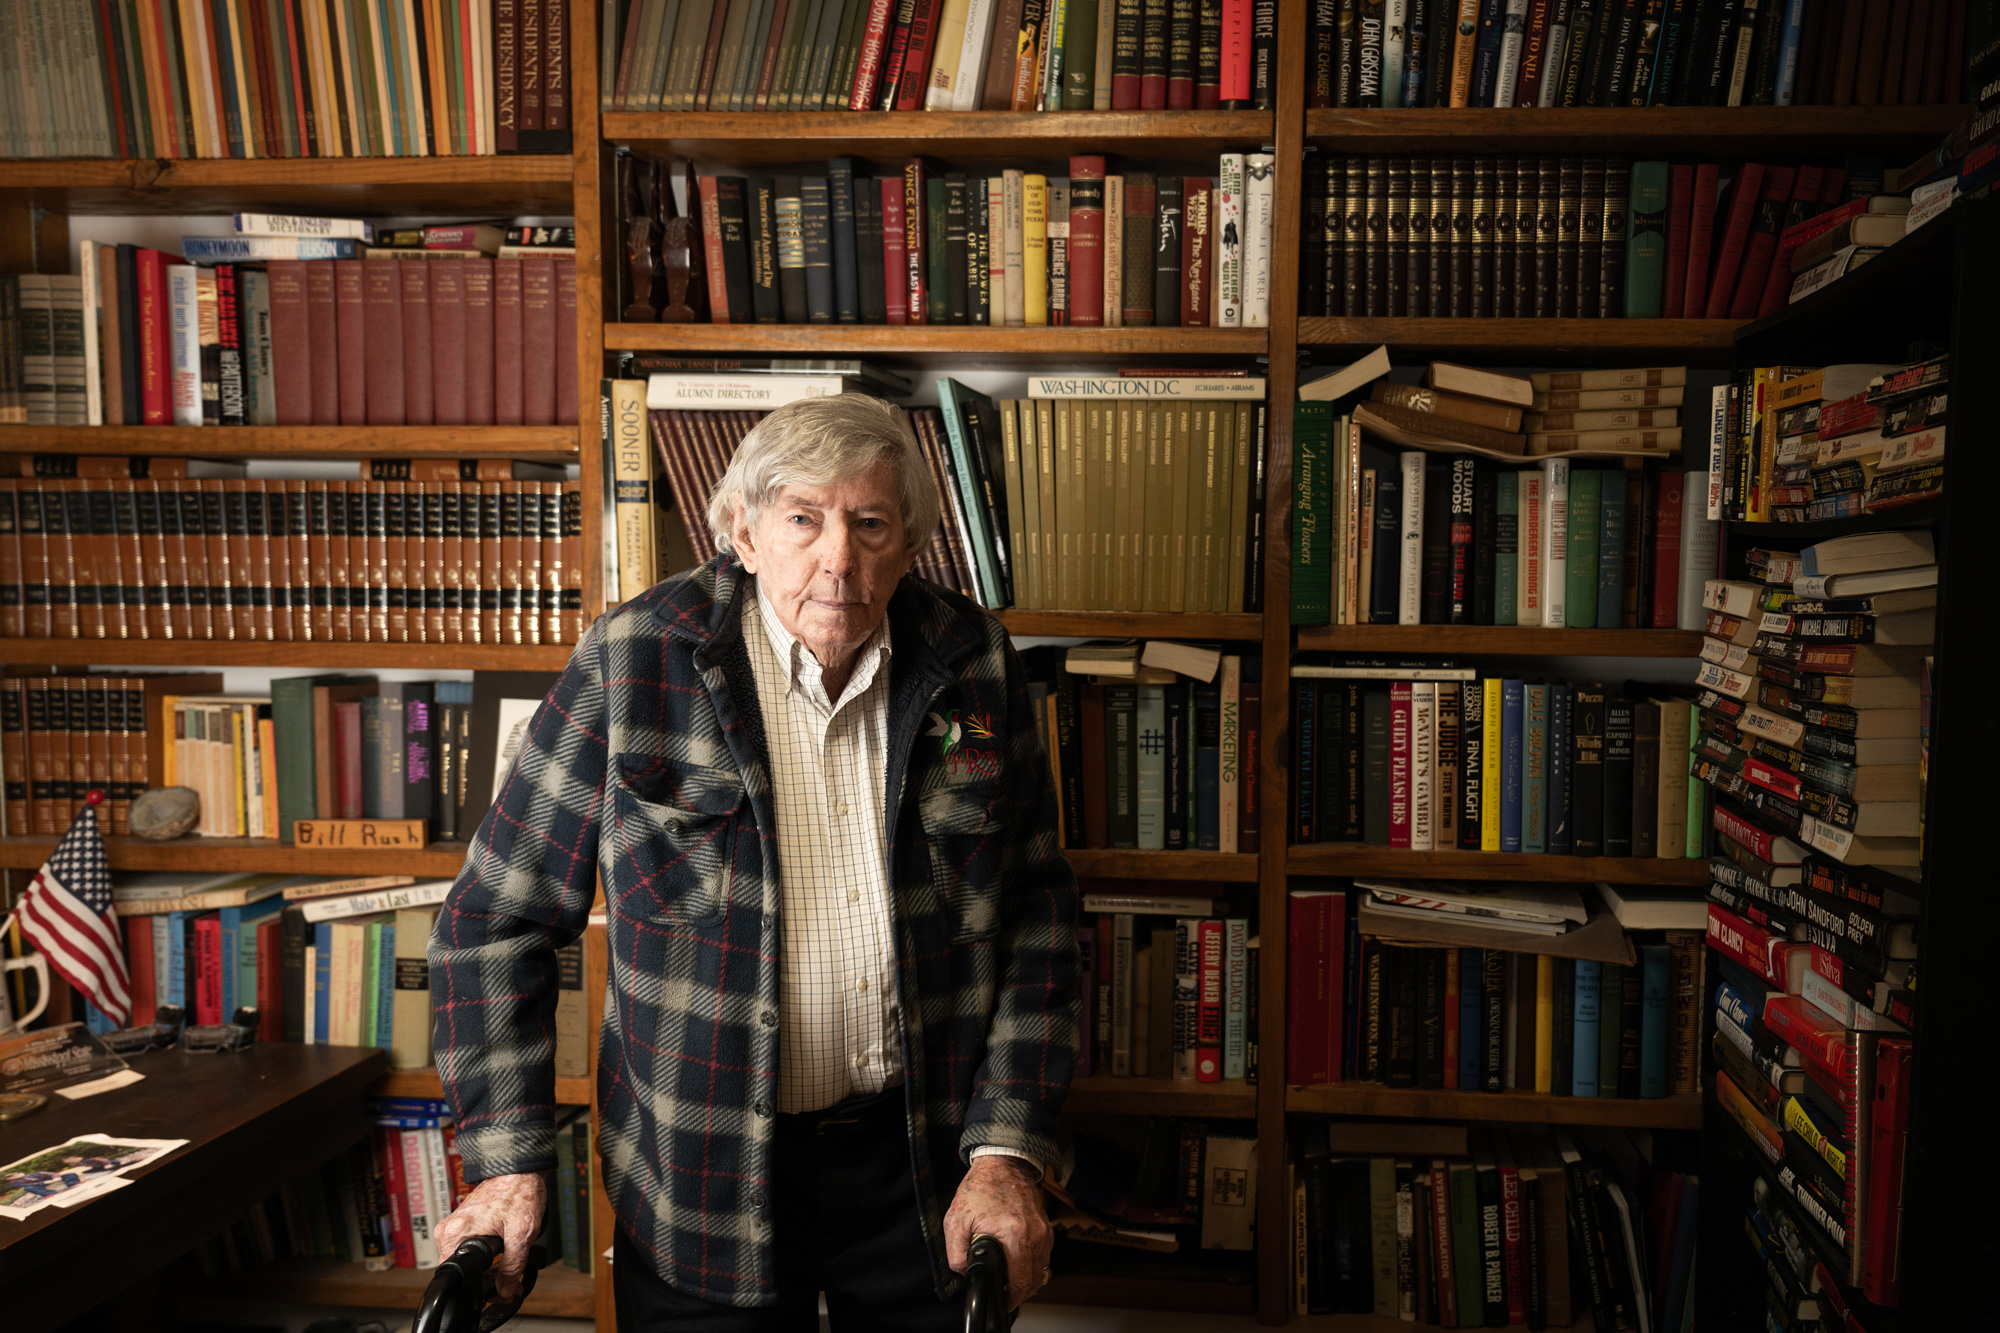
[770,477,898,510]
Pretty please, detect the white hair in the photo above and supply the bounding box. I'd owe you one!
[707,394,941,556]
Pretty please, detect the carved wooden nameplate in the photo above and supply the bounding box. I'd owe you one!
[292,819,430,849]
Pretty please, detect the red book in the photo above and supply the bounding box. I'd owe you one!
[753,0,795,108]
[1682,163,1720,321]
[335,699,364,819]
[1220,0,1252,102]
[333,260,370,425]
[377,1127,416,1267]
[1513,0,1552,106]
[1181,178,1211,326]
[610,0,644,110]
[1661,163,1693,319]
[1499,1151,1527,1326]
[1703,163,1767,319]
[520,256,557,426]
[441,1124,469,1208]
[693,0,731,109]
[1389,681,1413,848]
[1195,918,1223,1081]
[1771,191,1879,257]
[255,915,283,1042]
[850,0,900,108]
[1123,175,1158,324]
[1863,1036,1911,1306]
[520,0,544,132]
[296,261,336,425]
[697,176,732,322]
[554,258,578,426]
[902,160,929,324]
[893,0,949,110]
[1706,902,1801,991]
[1649,468,1683,627]
[429,260,467,425]
[1067,156,1107,327]
[1729,165,1797,318]
[880,177,910,324]
[1286,889,1343,1084]
[464,259,496,425]
[362,261,405,425]
[125,915,156,1027]
[1712,802,1802,866]
[1078,681,1108,846]
[1761,995,1850,1080]
[400,262,433,425]
[1756,165,1825,315]
[193,914,224,1025]
[264,259,311,425]
[872,0,920,108]
[1239,677,1260,854]
[1112,2,1143,107]
[493,258,525,424]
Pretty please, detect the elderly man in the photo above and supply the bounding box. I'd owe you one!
[431,394,1080,1330]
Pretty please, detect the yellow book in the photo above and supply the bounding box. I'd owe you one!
[1111,401,1133,611]
[223,0,260,157]
[1052,397,1075,607]
[1192,403,1221,613]
[1481,678,1503,851]
[924,0,972,109]
[161,696,182,787]
[1023,175,1049,326]
[1167,400,1193,612]
[1535,954,1556,1092]
[1093,402,1115,609]
[1226,401,1253,614]
[260,715,280,841]
[231,707,247,839]
[1036,398,1059,607]
[1001,401,1038,611]
[609,378,655,603]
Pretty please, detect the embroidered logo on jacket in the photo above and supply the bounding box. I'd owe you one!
[928,710,999,778]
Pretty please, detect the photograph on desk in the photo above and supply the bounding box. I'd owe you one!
[0,1132,186,1220]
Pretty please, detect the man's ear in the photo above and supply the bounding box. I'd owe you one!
[731,505,760,574]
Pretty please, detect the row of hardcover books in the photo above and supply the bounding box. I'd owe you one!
[1290,670,1706,858]
[3,0,573,159]
[604,0,1280,113]
[1287,886,1704,1097]
[1291,1127,1697,1333]
[0,473,587,646]
[631,156,1278,329]
[1077,904,1257,1081]
[1310,0,1963,111]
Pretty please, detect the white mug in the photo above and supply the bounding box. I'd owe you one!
[0,954,50,1037]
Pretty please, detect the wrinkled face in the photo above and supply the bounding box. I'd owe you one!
[732,460,914,668]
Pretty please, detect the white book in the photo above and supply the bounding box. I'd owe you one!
[1104,175,1125,326]
[1221,918,1249,1079]
[1382,0,1408,103]
[1218,654,1242,854]
[1539,14,1572,106]
[645,374,847,409]
[1678,472,1721,630]
[48,276,88,426]
[1409,681,1435,850]
[1397,451,1425,624]
[401,1129,441,1268]
[1003,170,1027,326]
[1244,154,1275,327]
[1216,154,1245,328]
[1048,180,1071,322]
[1493,0,1528,105]
[1541,456,1569,627]
[1517,469,1544,625]
[1136,684,1166,850]
[421,1126,456,1255]
[234,212,378,241]
[167,264,203,426]
[1027,375,1267,399]
[950,0,997,109]
[924,0,972,109]
[987,177,1008,325]
[79,243,104,426]
[1705,384,1728,518]
[300,879,456,924]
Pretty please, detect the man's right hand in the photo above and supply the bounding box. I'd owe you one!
[433,1171,548,1300]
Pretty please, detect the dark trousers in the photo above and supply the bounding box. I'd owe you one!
[613,1091,959,1332]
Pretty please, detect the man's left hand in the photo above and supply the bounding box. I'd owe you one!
[943,1155,1053,1310]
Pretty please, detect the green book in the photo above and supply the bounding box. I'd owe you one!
[1044,0,1071,107]
[1597,962,1624,1098]
[359,919,382,1047]
[1596,465,1626,629]
[804,0,851,105]
[269,674,371,845]
[1062,0,1101,107]
[824,0,869,108]
[1685,705,1708,858]
[774,0,822,108]
[936,378,1004,605]
[1290,402,1333,624]
[1136,683,1167,849]
[1625,161,1671,318]
[1450,1160,1483,1321]
[928,177,952,321]
[1565,466,1601,630]
[1494,469,1518,625]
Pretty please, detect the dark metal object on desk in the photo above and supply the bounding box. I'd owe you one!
[181,1007,258,1053]
[101,1004,187,1055]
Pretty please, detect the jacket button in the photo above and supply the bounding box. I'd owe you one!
[748,1190,767,1210]
[753,1099,772,1118]
[759,1009,778,1028]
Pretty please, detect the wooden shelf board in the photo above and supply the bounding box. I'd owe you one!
[1298,317,1741,362]
[0,835,472,874]
[997,609,1263,639]
[174,1256,596,1317]
[1295,625,1703,656]
[0,425,579,461]
[603,110,1274,162]
[1041,1256,1257,1315]
[1286,1084,1703,1129]
[1065,848,1261,883]
[1295,1314,1594,1331]
[605,323,1268,361]
[1285,847,1709,884]
[369,1066,591,1106]
[1064,1075,1257,1117]
[1302,105,1965,153]
[0,156,575,215]
[0,639,578,671]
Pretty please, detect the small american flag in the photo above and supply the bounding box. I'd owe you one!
[16,796,130,1026]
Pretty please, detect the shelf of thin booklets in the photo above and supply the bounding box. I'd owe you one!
[600,110,1277,164]
[1296,317,1741,363]
[998,609,1262,639]
[0,835,474,875]
[1042,1247,1256,1314]
[603,323,1268,360]
[370,1065,592,1107]
[0,640,579,672]
[1285,847,1708,885]
[0,425,580,462]
[1064,849,1260,883]
[1064,1074,1256,1117]
[1294,626,1703,657]
[1294,1313,1596,1331]
[1285,1084,1702,1130]
[1302,105,1966,154]
[172,1255,595,1317]
[0,156,575,216]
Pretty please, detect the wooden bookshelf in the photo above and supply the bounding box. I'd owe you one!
[173,1257,597,1318]
[1294,1315,1596,1332]
[370,1066,593,1106]
[0,835,472,875]
[0,155,576,215]
[1286,847,1710,884]
[1042,1250,1258,1314]
[601,109,1276,162]
[1065,1074,1257,1117]
[1302,104,1966,153]
[1286,1084,1703,1130]
[0,640,578,671]
[1297,316,1741,362]
[995,609,1263,639]
[1294,626,1704,656]
[1067,849,1262,883]
[0,424,580,460]
[605,323,1269,360]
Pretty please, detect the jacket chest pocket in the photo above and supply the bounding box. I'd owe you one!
[610,755,746,928]
[919,778,1005,943]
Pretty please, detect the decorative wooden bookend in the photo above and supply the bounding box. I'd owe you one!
[659,159,707,324]
[622,153,660,323]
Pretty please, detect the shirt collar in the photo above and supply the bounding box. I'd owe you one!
[750,584,892,715]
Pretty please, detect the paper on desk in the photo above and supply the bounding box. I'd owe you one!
[54,1069,147,1100]
[0,1133,188,1220]
[49,1174,134,1207]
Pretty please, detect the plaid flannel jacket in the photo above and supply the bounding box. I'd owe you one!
[430,555,1080,1307]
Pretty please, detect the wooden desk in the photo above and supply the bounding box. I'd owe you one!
[0,1043,388,1332]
